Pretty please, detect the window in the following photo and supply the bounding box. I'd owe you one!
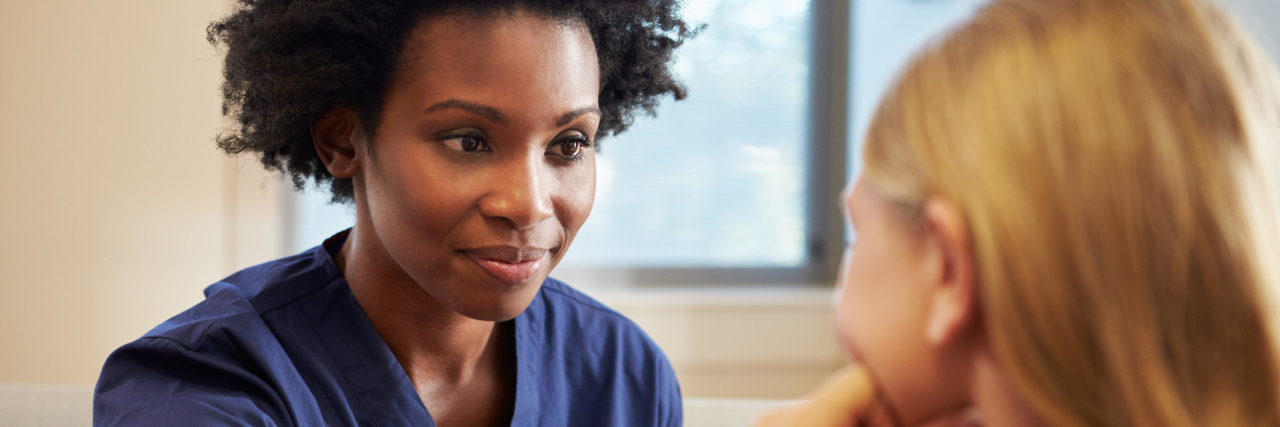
[561,0,814,268]
[288,185,355,253]
[848,0,983,178]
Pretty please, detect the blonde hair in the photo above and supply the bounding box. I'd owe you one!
[862,0,1280,425]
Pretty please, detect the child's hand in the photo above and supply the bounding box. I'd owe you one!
[754,365,892,427]
[753,365,982,427]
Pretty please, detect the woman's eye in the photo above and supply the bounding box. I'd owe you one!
[439,132,490,153]
[548,135,591,158]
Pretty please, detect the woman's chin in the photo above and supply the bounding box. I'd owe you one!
[439,278,546,322]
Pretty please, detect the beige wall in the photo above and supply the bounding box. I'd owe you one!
[595,288,846,399]
[0,0,279,384]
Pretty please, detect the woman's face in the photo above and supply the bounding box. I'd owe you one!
[834,178,947,423]
[357,11,600,321]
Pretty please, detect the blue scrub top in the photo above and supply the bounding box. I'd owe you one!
[94,233,682,426]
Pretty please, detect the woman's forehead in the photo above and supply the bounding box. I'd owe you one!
[403,9,593,64]
[395,11,597,88]
[378,9,600,128]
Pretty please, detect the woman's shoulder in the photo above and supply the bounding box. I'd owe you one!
[132,281,270,350]
[93,281,319,426]
[131,247,338,347]
[93,251,342,426]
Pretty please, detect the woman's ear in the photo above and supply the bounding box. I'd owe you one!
[311,107,367,179]
[921,197,979,347]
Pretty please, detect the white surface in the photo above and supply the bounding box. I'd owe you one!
[684,397,798,427]
[0,383,93,427]
[0,383,792,427]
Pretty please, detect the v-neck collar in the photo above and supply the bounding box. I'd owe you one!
[299,232,537,426]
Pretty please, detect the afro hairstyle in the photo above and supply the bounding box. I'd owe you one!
[208,0,698,202]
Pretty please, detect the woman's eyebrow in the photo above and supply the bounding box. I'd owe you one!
[556,106,601,127]
[423,101,598,128]
[424,99,506,123]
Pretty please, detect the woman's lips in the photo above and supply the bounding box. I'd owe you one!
[463,247,549,283]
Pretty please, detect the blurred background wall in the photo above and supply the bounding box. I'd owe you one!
[0,0,1277,405]
[0,0,232,384]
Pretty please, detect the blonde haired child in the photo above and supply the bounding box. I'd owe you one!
[762,0,1280,425]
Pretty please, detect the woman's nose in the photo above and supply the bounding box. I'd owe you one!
[478,154,555,229]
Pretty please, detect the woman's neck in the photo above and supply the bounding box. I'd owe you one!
[335,222,509,387]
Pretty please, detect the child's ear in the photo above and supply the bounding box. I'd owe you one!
[920,197,979,347]
[311,107,367,179]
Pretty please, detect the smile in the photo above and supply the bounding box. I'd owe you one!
[463,246,550,283]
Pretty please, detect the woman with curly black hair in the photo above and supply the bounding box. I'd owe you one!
[94,1,695,425]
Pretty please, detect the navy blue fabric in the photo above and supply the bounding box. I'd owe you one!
[94,236,682,426]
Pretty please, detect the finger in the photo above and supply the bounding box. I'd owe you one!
[755,403,805,427]
[809,366,878,412]
[753,365,882,427]
[776,365,879,427]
